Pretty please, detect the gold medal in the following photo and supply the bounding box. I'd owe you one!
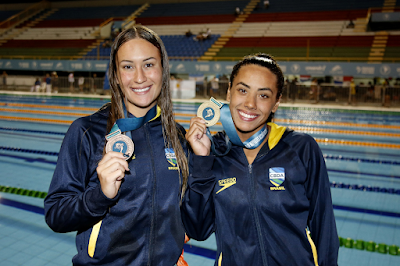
[106,134,134,160]
[197,99,221,127]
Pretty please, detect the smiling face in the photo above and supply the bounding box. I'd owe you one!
[116,38,163,117]
[227,64,281,141]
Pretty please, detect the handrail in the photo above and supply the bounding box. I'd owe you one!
[99,17,114,28]
[0,0,50,29]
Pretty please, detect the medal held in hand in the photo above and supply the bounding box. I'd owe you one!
[105,128,134,160]
[197,97,223,126]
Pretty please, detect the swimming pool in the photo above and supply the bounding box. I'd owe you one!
[1,93,400,265]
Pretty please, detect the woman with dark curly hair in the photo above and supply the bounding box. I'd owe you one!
[183,53,339,266]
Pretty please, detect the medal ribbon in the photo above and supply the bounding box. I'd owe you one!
[206,98,268,155]
[106,104,158,140]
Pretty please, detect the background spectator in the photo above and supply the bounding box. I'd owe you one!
[2,71,7,90]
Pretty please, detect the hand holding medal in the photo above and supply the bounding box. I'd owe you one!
[186,98,223,156]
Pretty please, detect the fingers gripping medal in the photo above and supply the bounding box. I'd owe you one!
[105,127,134,160]
[197,97,223,126]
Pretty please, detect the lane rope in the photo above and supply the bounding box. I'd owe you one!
[0,188,399,256]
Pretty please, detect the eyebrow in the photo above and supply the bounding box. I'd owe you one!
[120,57,156,63]
[236,81,272,92]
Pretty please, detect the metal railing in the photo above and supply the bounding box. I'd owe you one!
[281,83,400,107]
[196,80,400,107]
[0,0,50,30]
[2,76,107,95]
[2,77,399,107]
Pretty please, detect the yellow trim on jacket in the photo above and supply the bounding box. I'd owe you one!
[267,122,287,150]
[88,220,102,257]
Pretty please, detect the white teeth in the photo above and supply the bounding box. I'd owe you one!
[133,86,150,92]
[239,111,257,119]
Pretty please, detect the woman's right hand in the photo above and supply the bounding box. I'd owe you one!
[96,151,130,199]
[185,117,211,156]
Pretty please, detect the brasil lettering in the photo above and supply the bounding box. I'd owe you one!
[270,186,286,191]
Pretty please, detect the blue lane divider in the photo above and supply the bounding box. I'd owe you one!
[331,182,400,195]
[333,205,400,218]
[0,198,44,215]
[1,128,399,165]
[328,169,400,179]
[2,145,400,193]
[324,154,400,165]
[0,146,59,156]
[0,127,65,135]
[1,197,400,259]
[4,145,399,181]
[0,153,57,164]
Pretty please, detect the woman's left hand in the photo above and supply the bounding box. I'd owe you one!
[185,117,211,156]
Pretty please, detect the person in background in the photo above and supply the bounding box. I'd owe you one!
[364,81,374,102]
[346,20,355,28]
[2,71,8,90]
[264,0,270,9]
[210,76,219,98]
[51,71,59,93]
[234,7,242,16]
[309,77,319,103]
[182,53,339,266]
[185,29,193,37]
[45,73,52,93]
[30,78,41,92]
[92,73,97,94]
[289,77,298,102]
[44,25,189,266]
[78,76,85,93]
[349,78,356,105]
[68,72,75,93]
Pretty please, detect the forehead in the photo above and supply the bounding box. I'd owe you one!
[117,38,161,60]
[234,64,277,86]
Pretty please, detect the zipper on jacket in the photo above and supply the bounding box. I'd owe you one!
[145,124,157,266]
[248,164,269,266]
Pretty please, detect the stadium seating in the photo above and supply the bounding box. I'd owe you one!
[0,0,398,62]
